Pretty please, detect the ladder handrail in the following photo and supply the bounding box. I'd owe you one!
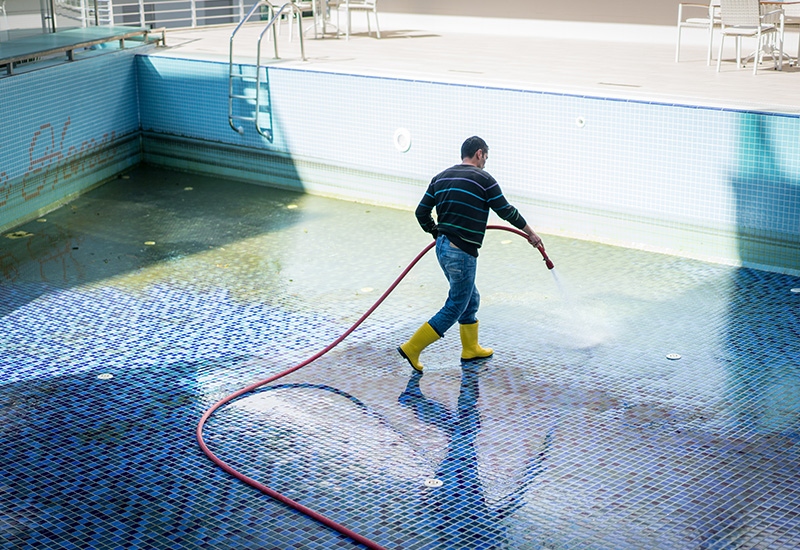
[254,3,305,138]
[229,1,307,136]
[257,3,307,65]
[229,0,268,77]
[229,1,271,135]
[230,0,268,41]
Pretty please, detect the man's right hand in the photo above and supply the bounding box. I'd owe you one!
[522,224,542,248]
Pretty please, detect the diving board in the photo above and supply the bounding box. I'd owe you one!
[0,26,164,76]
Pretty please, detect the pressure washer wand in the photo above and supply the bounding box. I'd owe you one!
[537,244,555,270]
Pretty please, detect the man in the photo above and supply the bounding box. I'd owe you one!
[398,136,543,372]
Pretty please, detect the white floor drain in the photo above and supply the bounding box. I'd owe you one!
[424,478,443,488]
[97,373,114,380]
[666,353,681,360]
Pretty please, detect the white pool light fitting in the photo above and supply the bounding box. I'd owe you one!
[393,128,412,153]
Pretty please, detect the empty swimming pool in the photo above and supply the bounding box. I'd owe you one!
[1,165,799,550]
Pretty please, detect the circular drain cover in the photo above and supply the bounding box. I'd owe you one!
[424,478,443,488]
[666,353,681,360]
[97,373,114,380]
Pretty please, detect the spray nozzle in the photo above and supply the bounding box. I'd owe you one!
[537,244,555,270]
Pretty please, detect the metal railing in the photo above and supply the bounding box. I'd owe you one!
[93,0,248,29]
[52,1,311,32]
[54,0,107,27]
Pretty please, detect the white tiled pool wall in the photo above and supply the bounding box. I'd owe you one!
[2,52,798,274]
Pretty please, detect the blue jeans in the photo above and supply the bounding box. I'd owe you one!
[428,234,479,337]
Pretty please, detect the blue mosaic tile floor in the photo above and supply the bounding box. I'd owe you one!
[2,166,800,550]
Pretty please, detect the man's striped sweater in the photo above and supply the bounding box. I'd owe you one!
[415,163,528,258]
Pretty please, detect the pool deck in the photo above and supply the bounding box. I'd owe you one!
[158,12,800,115]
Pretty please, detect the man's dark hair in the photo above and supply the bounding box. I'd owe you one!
[461,136,488,160]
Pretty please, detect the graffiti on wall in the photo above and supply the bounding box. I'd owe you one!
[1,117,119,208]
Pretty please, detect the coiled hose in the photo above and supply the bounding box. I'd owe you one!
[196,225,551,550]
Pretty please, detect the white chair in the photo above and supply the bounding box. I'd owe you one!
[676,1,722,65]
[333,0,380,40]
[763,1,800,65]
[716,0,783,74]
[289,0,314,40]
[270,1,313,41]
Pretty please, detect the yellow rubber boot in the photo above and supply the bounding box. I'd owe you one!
[398,322,441,372]
[460,321,493,362]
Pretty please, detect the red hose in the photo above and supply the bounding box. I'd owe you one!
[196,225,540,550]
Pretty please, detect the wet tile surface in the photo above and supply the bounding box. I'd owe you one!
[2,166,800,549]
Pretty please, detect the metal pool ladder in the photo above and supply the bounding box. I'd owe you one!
[229,1,307,139]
